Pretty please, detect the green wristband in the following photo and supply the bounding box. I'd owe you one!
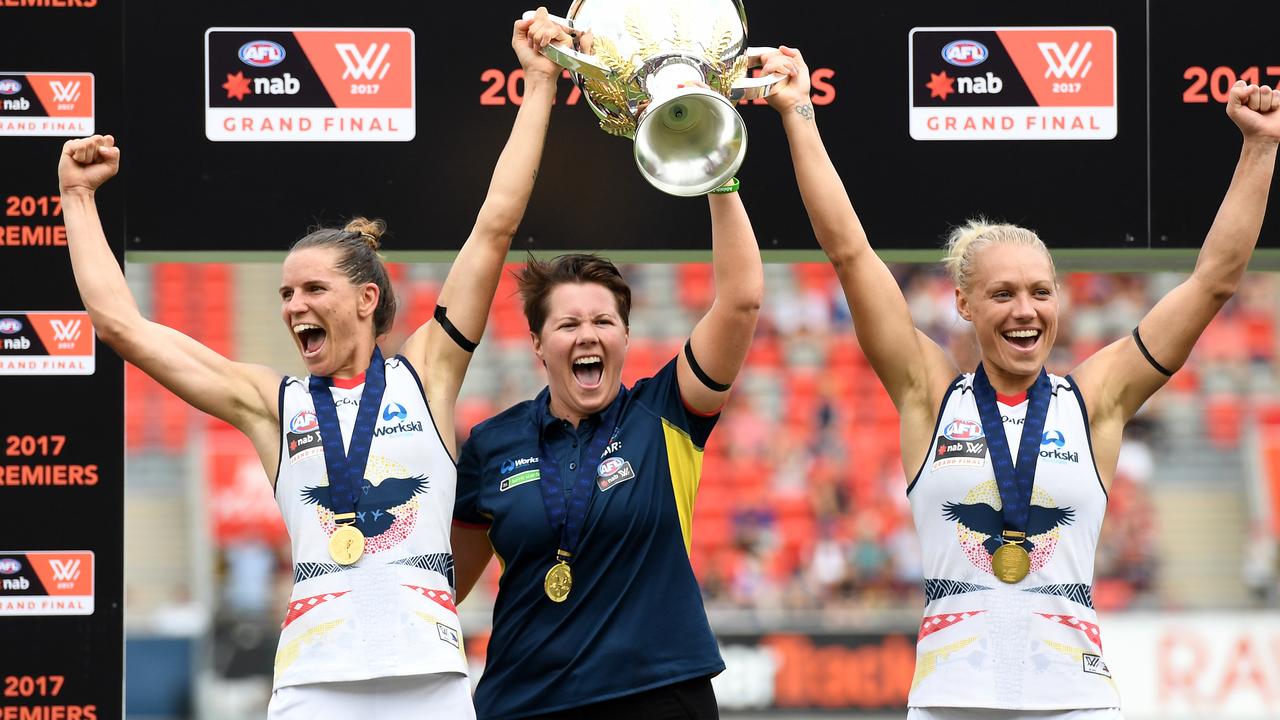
[709,177,740,194]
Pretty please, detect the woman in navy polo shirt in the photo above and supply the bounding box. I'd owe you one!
[452,187,763,718]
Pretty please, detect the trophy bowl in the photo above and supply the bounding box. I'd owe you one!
[528,0,780,196]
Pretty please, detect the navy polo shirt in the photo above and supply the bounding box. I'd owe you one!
[455,357,725,719]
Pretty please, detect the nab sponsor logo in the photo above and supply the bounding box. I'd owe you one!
[957,72,1003,95]
[943,419,983,441]
[934,433,988,468]
[0,318,22,334]
[2,577,29,590]
[2,97,30,111]
[255,73,300,96]
[0,79,21,95]
[0,558,20,575]
[290,410,318,433]
[382,402,408,421]
[500,456,538,475]
[239,40,286,67]
[3,337,31,350]
[942,40,988,67]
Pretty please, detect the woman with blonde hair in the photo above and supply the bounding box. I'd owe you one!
[58,11,568,718]
[761,43,1278,719]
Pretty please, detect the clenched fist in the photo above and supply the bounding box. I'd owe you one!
[59,134,120,196]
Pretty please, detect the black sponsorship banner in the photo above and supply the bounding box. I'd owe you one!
[1150,0,1280,248]
[118,0,1155,254]
[9,0,1272,255]
[0,1,124,718]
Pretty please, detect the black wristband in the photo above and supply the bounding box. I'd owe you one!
[434,305,479,353]
[1131,326,1173,377]
[683,339,731,393]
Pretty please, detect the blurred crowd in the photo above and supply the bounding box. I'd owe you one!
[123,261,1280,631]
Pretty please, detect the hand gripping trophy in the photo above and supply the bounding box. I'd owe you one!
[525,0,782,196]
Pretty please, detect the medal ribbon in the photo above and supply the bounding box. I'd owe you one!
[309,346,388,521]
[536,386,627,564]
[971,364,1051,539]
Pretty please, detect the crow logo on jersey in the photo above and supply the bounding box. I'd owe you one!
[942,479,1074,578]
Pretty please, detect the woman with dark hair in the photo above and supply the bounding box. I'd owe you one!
[451,199,763,716]
[58,12,566,718]
[760,45,1278,719]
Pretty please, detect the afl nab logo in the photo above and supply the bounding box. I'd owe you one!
[0,558,20,575]
[0,79,21,96]
[0,318,22,335]
[239,40,286,67]
[942,40,988,67]
[290,410,318,433]
[943,419,983,441]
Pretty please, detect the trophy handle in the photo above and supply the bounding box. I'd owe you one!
[730,46,787,101]
[520,9,612,82]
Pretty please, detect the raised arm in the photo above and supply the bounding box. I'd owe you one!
[678,191,764,414]
[400,10,560,402]
[1075,81,1279,425]
[764,47,957,417]
[60,136,281,467]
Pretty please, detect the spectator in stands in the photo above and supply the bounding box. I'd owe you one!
[764,42,1278,719]
[58,12,563,717]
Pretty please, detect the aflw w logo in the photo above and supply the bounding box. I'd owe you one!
[49,80,82,104]
[50,319,82,342]
[1038,41,1093,79]
[50,558,81,582]
[336,43,391,80]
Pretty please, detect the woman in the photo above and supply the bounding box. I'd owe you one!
[761,46,1277,719]
[450,198,763,714]
[58,12,565,718]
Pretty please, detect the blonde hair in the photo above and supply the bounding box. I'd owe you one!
[942,218,1055,292]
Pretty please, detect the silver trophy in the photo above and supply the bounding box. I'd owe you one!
[525,1,783,196]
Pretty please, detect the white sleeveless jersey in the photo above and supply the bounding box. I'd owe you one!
[272,354,466,690]
[906,373,1120,710]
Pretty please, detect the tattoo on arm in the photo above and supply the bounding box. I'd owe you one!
[795,103,815,121]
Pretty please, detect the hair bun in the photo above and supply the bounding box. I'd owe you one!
[344,217,386,251]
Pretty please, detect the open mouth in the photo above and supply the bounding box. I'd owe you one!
[572,355,604,389]
[294,323,327,358]
[1002,328,1040,350]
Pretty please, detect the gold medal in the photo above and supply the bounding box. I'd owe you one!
[992,542,1030,584]
[544,561,572,602]
[328,524,365,565]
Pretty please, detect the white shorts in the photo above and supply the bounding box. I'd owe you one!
[908,708,1123,720]
[268,672,475,720]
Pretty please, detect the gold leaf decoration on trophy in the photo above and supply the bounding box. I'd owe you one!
[598,113,636,138]
[585,77,629,111]
[593,35,636,81]
[706,14,736,66]
[584,77,637,138]
[670,7,692,51]
[625,8,662,60]
[721,54,748,98]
